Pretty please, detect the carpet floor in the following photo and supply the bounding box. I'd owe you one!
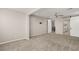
[0,33,79,51]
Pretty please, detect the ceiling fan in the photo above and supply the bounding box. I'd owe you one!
[66,8,73,10]
[54,8,73,17]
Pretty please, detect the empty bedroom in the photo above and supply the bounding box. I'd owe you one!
[0,8,79,51]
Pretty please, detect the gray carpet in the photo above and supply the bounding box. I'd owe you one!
[0,33,79,51]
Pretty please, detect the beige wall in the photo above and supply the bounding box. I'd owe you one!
[0,9,29,43]
[55,17,64,34]
[30,16,48,36]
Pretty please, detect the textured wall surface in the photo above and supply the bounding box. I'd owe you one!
[0,9,28,43]
[30,16,48,36]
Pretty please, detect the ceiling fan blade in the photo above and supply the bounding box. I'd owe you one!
[66,8,73,10]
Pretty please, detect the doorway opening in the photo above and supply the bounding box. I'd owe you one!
[47,19,55,33]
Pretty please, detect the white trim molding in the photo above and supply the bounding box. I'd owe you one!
[0,38,28,45]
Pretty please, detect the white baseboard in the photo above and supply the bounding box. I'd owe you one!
[0,38,29,45]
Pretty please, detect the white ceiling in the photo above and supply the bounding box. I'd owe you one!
[7,8,79,18]
[32,8,67,17]
[32,8,79,18]
[9,8,38,14]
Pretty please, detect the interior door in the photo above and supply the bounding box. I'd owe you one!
[70,16,79,37]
